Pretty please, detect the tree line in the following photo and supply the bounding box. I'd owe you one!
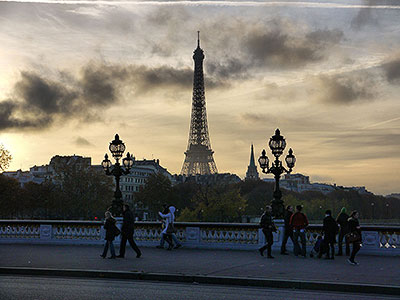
[0,166,114,220]
[136,173,400,223]
[0,169,398,222]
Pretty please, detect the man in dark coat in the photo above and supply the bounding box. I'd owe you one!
[280,205,294,255]
[117,204,142,258]
[336,207,350,256]
[258,205,276,258]
[322,210,338,259]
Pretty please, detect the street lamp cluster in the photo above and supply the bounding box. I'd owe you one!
[102,134,134,216]
[258,129,296,218]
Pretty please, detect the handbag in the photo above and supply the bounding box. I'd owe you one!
[345,231,360,243]
[113,225,121,237]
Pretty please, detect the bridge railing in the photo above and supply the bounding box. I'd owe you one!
[0,220,398,255]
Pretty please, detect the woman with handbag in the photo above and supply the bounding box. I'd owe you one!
[158,206,177,250]
[100,211,119,259]
[347,211,362,266]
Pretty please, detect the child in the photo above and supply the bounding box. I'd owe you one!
[310,235,326,258]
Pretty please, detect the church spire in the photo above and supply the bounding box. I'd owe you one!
[246,144,259,181]
[197,31,200,48]
[250,143,256,167]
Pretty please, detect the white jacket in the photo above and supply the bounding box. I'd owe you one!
[158,206,175,234]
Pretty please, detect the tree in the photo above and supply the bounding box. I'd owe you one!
[0,174,20,218]
[178,186,247,222]
[134,173,173,219]
[53,165,114,219]
[0,144,12,172]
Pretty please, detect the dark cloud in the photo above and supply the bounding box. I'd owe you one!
[0,62,227,132]
[312,72,377,104]
[382,55,400,83]
[244,27,343,69]
[203,20,344,79]
[74,136,94,147]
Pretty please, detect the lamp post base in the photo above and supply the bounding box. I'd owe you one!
[272,198,284,219]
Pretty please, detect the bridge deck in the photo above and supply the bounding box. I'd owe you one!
[0,244,398,287]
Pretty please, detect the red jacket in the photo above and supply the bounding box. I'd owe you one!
[289,212,309,230]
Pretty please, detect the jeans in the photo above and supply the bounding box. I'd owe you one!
[293,230,307,256]
[160,233,181,247]
[259,229,273,256]
[281,228,294,253]
[337,229,350,255]
[102,240,115,257]
[350,242,361,262]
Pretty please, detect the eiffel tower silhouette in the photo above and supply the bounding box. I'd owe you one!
[181,32,218,175]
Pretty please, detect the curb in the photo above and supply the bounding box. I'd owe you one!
[0,267,399,296]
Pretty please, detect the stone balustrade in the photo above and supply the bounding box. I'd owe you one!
[0,220,398,256]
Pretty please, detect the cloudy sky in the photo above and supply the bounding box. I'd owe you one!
[0,0,400,195]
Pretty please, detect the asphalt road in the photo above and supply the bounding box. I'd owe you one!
[0,275,398,300]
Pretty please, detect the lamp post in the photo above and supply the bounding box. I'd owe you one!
[258,129,296,218]
[102,134,134,216]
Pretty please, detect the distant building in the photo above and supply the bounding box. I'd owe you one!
[263,173,372,195]
[386,193,400,199]
[172,173,241,186]
[118,159,172,203]
[3,155,91,187]
[245,144,259,181]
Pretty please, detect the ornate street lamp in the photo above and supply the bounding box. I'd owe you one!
[258,129,296,218]
[102,134,134,216]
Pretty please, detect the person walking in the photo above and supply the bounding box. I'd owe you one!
[322,210,339,259]
[159,206,178,250]
[258,205,276,258]
[290,205,309,257]
[100,211,119,259]
[280,205,294,255]
[117,204,141,258]
[336,207,350,256]
[157,205,182,249]
[347,211,362,266]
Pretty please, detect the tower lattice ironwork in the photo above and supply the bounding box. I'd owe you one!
[181,32,218,175]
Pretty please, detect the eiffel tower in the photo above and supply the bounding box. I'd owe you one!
[181,32,218,175]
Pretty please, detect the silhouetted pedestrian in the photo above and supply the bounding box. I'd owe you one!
[280,205,294,255]
[290,205,309,257]
[347,211,362,266]
[100,211,119,259]
[322,210,338,259]
[117,204,141,258]
[336,207,350,256]
[259,205,276,258]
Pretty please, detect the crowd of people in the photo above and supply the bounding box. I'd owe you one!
[100,203,363,266]
[258,204,363,265]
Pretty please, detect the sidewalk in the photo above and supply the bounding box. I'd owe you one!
[1,244,399,287]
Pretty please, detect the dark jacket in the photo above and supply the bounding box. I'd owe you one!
[290,212,309,230]
[260,212,275,232]
[104,217,118,241]
[121,209,135,235]
[336,212,350,233]
[323,215,338,242]
[284,210,293,230]
[348,217,362,242]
